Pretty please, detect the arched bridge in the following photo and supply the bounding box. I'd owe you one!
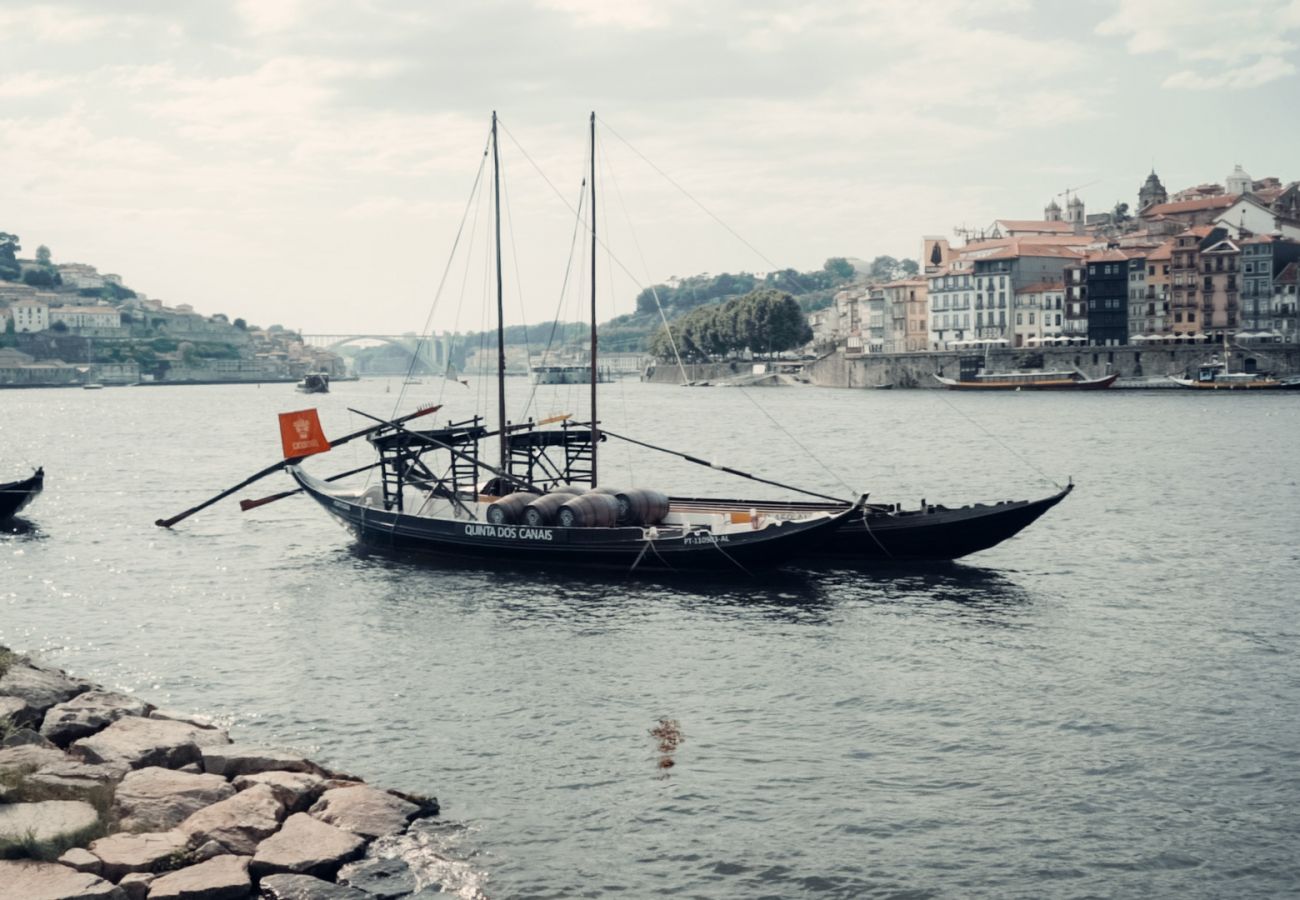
[301,333,454,375]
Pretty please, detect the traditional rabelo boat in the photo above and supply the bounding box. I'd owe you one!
[159,113,1072,568]
[934,370,1117,390]
[282,114,856,573]
[1,468,43,522]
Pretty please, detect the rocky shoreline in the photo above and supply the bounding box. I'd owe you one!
[0,645,454,899]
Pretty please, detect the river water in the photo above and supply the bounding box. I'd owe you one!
[2,379,1298,899]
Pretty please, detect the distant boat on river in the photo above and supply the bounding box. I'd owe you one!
[295,372,330,394]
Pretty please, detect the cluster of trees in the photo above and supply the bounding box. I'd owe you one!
[632,258,860,320]
[647,288,812,362]
[0,234,64,287]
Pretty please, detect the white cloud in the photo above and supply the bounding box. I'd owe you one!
[235,0,310,36]
[1163,56,1298,89]
[535,0,679,30]
[1097,0,1300,89]
[0,72,72,98]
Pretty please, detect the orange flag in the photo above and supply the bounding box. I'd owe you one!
[278,408,332,459]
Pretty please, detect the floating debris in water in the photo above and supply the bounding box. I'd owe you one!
[650,717,684,773]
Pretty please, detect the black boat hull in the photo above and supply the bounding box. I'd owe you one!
[670,485,1071,562]
[0,468,43,521]
[289,467,851,573]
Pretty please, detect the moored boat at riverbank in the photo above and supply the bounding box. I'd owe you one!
[934,370,1118,390]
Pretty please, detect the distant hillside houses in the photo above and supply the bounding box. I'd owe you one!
[815,164,1300,356]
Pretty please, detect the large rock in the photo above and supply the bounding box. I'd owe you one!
[116,872,155,900]
[25,758,126,804]
[308,785,422,839]
[71,716,230,771]
[2,726,57,748]
[41,690,154,747]
[0,656,92,716]
[0,859,124,899]
[59,846,105,874]
[146,853,251,900]
[88,829,189,881]
[113,766,235,833]
[178,782,285,855]
[0,799,101,847]
[337,856,421,899]
[0,693,34,727]
[250,812,366,880]
[200,744,324,778]
[0,741,69,775]
[257,874,369,899]
[232,770,326,813]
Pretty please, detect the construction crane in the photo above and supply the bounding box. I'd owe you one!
[1056,180,1099,204]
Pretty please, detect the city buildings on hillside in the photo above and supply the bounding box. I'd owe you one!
[816,164,1300,358]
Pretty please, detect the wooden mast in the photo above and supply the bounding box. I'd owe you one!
[492,111,508,473]
[589,111,599,485]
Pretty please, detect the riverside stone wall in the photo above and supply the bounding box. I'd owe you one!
[642,343,1300,389]
[0,645,453,899]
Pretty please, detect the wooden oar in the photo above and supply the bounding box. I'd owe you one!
[238,460,382,512]
[155,404,442,528]
[236,411,574,513]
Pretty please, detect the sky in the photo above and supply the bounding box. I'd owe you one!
[2,0,1298,334]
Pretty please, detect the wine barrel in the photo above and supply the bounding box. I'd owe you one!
[615,488,670,526]
[556,493,620,528]
[522,493,570,526]
[487,492,540,525]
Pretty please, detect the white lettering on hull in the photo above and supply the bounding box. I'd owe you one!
[463,523,555,541]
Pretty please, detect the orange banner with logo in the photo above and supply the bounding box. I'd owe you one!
[278,408,332,459]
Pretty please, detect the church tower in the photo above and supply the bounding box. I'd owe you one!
[1226,164,1252,196]
[1138,170,1167,211]
[1044,198,1062,221]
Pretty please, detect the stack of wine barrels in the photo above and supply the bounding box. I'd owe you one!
[486,492,540,525]
[489,485,670,528]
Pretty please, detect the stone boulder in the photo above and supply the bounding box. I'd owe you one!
[40,690,154,747]
[71,716,230,771]
[250,812,366,880]
[113,766,235,833]
[0,859,124,900]
[59,846,104,874]
[116,872,155,900]
[338,856,422,899]
[0,741,68,775]
[258,873,370,899]
[0,655,92,717]
[2,726,57,748]
[146,853,251,900]
[24,758,125,804]
[178,782,285,855]
[200,743,325,778]
[308,784,422,839]
[88,829,189,881]
[232,770,326,813]
[0,799,101,849]
[0,694,34,728]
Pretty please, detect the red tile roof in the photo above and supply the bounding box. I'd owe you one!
[994,219,1078,233]
[1015,281,1065,293]
[1143,194,1240,216]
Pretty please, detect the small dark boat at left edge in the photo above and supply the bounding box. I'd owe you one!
[1,467,43,522]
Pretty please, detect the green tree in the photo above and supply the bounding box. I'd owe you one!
[233,318,247,330]
[23,268,57,287]
[51,320,68,333]
[35,245,51,266]
[0,232,19,281]
[823,257,856,281]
